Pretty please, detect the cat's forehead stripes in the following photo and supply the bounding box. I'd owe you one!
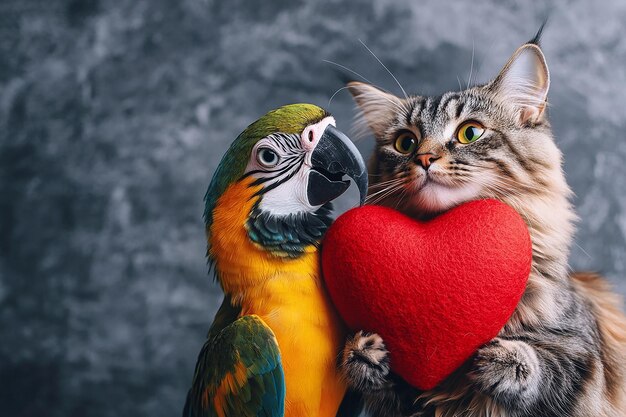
[406,96,425,126]
[403,91,476,139]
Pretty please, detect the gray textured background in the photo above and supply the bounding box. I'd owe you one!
[1,1,624,416]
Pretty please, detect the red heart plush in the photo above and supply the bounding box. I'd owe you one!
[322,199,531,390]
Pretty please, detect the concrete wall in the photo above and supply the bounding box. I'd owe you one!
[1,1,624,415]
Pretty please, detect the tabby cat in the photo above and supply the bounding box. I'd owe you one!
[340,36,626,417]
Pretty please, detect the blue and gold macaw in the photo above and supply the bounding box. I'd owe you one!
[183,104,367,417]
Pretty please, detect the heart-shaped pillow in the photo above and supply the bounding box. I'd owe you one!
[322,199,531,390]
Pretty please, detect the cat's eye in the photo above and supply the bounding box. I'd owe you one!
[394,132,417,154]
[257,147,280,167]
[456,121,485,144]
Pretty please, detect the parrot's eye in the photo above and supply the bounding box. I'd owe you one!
[257,147,280,167]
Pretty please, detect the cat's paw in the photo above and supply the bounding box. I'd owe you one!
[341,331,390,392]
[469,338,541,404]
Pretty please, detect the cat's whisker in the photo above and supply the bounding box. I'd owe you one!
[358,39,409,100]
[393,183,411,210]
[366,182,408,205]
[367,187,402,198]
[368,177,409,189]
[327,86,350,107]
[366,181,407,200]
[368,182,403,191]
[367,190,401,206]
[467,39,475,88]
[573,242,593,260]
[369,177,403,185]
[471,37,496,88]
[322,59,373,84]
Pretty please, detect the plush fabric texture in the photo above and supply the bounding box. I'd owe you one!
[322,199,532,390]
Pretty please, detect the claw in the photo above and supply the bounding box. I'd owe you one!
[341,331,391,392]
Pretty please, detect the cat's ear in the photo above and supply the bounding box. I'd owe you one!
[347,81,404,138]
[489,43,550,125]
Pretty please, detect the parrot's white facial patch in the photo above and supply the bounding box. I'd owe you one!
[244,117,335,216]
[256,167,314,216]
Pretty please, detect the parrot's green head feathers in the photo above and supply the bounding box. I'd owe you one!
[204,103,368,258]
[204,104,329,225]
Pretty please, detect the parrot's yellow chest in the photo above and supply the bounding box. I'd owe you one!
[209,179,347,417]
[242,274,347,417]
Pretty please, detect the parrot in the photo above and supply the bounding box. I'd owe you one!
[182,103,368,417]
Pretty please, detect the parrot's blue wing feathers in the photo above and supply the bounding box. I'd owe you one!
[183,315,285,417]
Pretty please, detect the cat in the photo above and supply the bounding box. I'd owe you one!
[339,34,626,417]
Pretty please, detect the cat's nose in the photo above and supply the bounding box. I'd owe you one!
[416,153,441,170]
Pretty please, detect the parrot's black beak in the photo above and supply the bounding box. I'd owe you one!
[308,124,368,207]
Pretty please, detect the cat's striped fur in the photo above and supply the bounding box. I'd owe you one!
[340,38,626,417]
